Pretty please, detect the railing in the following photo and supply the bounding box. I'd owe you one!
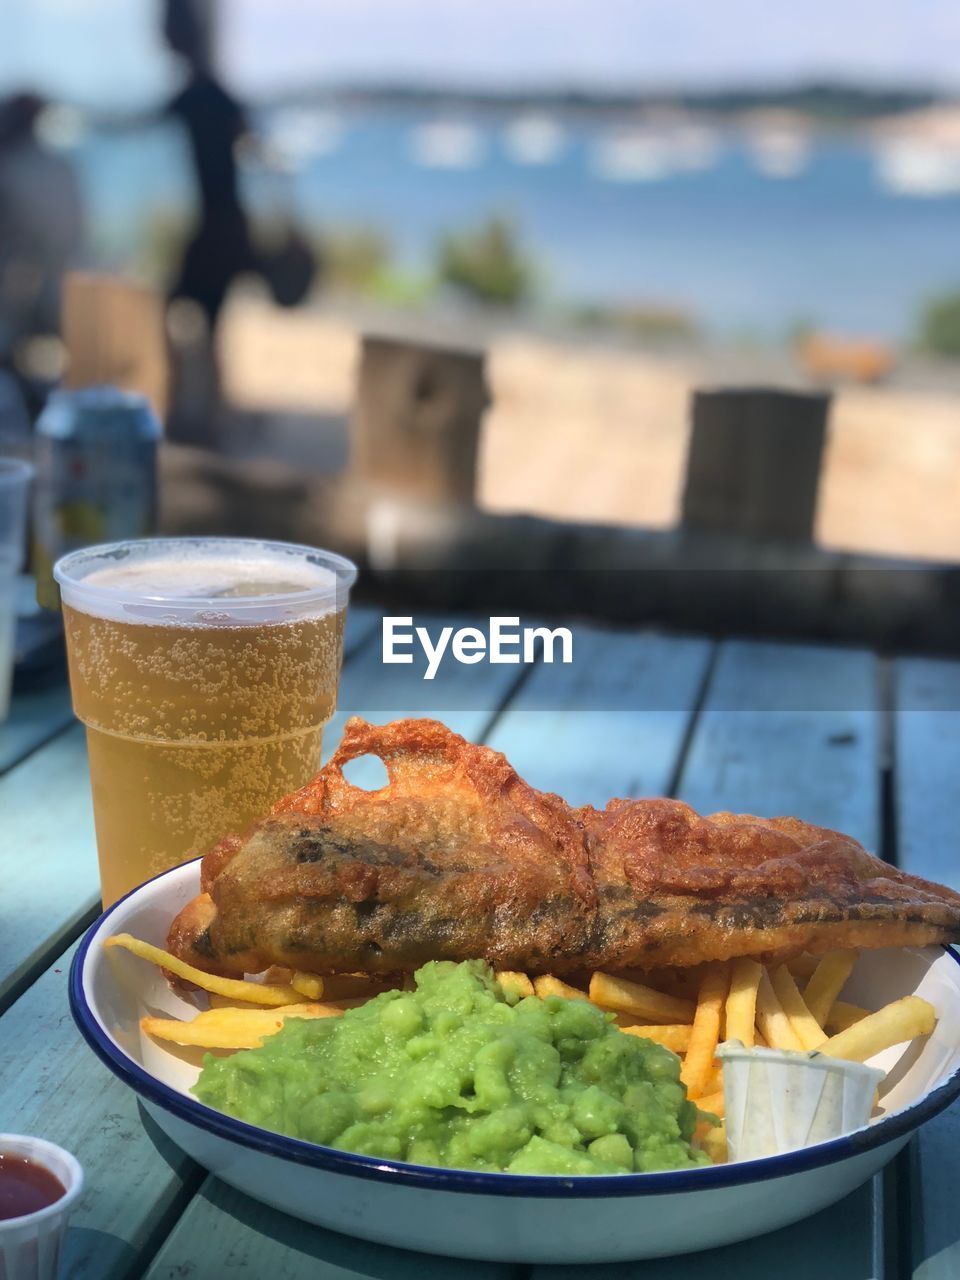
[55,276,960,651]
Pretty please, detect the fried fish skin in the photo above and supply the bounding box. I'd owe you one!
[170,717,596,977]
[578,799,960,969]
[168,718,960,979]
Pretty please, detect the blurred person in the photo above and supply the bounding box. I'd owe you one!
[154,0,316,442]
[0,92,85,370]
[160,0,258,335]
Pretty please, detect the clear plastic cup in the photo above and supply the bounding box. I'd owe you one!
[54,537,357,906]
[0,458,33,722]
[0,1135,83,1280]
[717,1040,884,1161]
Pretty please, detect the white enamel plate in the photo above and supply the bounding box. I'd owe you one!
[70,860,960,1264]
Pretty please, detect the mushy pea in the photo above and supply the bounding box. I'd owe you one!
[193,960,710,1174]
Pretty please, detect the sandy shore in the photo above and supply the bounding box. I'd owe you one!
[220,296,960,564]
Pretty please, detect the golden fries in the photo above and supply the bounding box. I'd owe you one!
[826,1000,871,1033]
[803,951,857,1027]
[112,924,938,1163]
[534,975,590,1002]
[787,954,820,981]
[769,964,825,1051]
[725,958,762,1047]
[756,968,805,1051]
[623,967,704,1000]
[589,972,695,1024]
[696,1089,725,1119]
[819,995,936,1063]
[496,971,535,1000]
[698,1121,728,1164]
[618,1024,692,1053]
[704,1063,724,1095]
[141,1002,340,1049]
[321,973,399,1000]
[105,934,305,1006]
[680,963,729,1099]
[290,972,325,1001]
[257,965,326,1000]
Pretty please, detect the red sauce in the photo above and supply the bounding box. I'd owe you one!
[0,1154,66,1220]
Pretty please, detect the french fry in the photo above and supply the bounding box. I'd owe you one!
[698,1120,728,1164]
[803,951,857,1027]
[704,1063,723,1095]
[696,1089,725,1119]
[141,1002,340,1049]
[818,995,936,1063]
[618,1024,692,1053]
[105,934,303,1006]
[321,973,398,1000]
[496,971,535,1000]
[290,972,325,1001]
[756,968,805,1051]
[770,964,825,1051]
[622,967,704,1000]
[245,964,325,1000]
[589,972,695,1024]
[534,975,590,1002]
[826,1000,871,1033]
[680,963,729,1098]
[208,994,262,1011]
[787,954,820,982]
[206,993,370,1013]
[725,957,762,1047]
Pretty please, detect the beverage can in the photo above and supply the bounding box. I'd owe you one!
[33,387,161,607]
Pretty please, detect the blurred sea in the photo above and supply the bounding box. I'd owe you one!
[72,107,960,341]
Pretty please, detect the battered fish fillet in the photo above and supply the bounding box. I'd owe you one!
[168,717,960,977]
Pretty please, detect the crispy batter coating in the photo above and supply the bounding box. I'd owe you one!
[168,717,960,977]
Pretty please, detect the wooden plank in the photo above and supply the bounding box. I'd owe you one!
[894,658,960,889]
[142,1176,515,1280]
[906,1110,960,1280]
[0,682,74,774]
[343,602,382,659]
[0,940,202,1280]
[0,725,100,1011]
[533,1180,881,1280]
[893,657,960,1279]
[485,628,713,806]
[677,639,880,850]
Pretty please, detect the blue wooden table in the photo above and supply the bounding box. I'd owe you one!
[3,605,959,1279]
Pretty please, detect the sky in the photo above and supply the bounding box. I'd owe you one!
[2,0,959,108]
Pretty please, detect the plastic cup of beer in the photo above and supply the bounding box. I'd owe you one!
[54,537,357,907]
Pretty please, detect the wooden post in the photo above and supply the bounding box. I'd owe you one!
[350,335,488,503]
[61,272,167,422]
[681,387,829,541]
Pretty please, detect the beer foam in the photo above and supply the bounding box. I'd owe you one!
[63,547,345,624]
[85,555,333,597]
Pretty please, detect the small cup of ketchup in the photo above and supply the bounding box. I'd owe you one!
[0,1135,83,1280]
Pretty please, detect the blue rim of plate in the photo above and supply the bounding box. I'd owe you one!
[70,859,960,1199]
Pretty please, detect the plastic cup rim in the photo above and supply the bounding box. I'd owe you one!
[52,536,358,611]
[0,1134,84,1229]
[716,1039,885,1082]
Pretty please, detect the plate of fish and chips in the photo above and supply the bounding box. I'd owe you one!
[70,719,960,1264]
